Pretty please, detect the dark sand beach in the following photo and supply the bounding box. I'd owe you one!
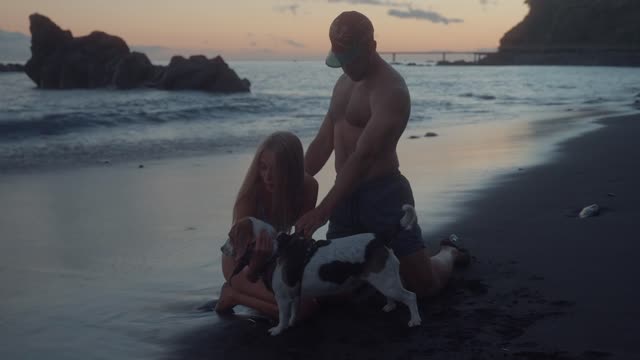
[168,113,640,360]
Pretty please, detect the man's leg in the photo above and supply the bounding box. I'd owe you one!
[355,173,467,298]
[398,246,460,298]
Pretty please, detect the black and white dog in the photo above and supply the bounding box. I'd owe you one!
[221,205,421,335]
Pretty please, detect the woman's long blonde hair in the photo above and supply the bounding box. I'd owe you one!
[233,131,305,232]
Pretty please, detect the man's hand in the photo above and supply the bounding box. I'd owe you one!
[295,206,331,239]
[247,229,273,282]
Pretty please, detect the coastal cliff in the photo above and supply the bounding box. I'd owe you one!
[480,0,640,66]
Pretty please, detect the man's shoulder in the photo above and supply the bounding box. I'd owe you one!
[373,63,408,95]
[371,77,409,103]
[369,65,410,117]
[332,74,354,95]
[338,73,355,88]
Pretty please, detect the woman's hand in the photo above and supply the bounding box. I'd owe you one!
[246,229,273,282]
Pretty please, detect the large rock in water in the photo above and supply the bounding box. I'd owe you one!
[156,55,250,92]
[25,14,129,88]
[25,13,250,92]
[113,52,157,89]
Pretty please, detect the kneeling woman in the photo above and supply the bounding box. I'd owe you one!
[216,131,319,318]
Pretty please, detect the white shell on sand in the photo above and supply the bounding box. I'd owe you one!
[579,204,600,218]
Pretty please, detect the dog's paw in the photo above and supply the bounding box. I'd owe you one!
[382,302,396,312]
[268,326,285,336]
[407,318,422,327]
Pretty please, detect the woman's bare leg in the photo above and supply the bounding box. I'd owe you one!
[216,255,276,310]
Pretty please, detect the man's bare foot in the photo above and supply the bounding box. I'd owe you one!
[214,282,236,313]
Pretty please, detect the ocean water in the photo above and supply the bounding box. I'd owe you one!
[1,61,639,171]
[1,62,640,359]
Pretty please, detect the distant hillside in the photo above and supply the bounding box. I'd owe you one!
[501,0,640,51]
[480,0,640,66]
[0,29,30,62]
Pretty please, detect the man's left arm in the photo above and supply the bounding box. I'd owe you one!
[295,87,410,238]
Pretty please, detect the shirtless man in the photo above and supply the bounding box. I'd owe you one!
[295,11,468,297]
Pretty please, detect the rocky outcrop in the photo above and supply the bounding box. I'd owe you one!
[155,55,250,92]
[25,13,250,92]
[480,0,640,66]
[437,60,475,66]
[113,52,157,89]
[0,63,25,72]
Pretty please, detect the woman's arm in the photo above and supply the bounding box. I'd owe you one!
[224,188,257,281]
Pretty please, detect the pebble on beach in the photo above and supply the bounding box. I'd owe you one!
[425,132,438,137]
[579,204,600,218]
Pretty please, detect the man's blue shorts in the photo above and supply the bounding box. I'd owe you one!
[326,170,425,258]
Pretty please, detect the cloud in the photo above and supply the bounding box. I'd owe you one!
[283,39,305,48]
[479,0,498,7]
[278,0,409,14]
[274,0,465,27]
[273,4,300,14]
[252,33,305,49]
[327,0,408,6]
[388,8,463,24]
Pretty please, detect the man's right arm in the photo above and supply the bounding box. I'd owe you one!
[305,112,334,176]
[305,79,342,176]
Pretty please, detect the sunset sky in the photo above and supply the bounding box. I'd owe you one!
[1,0,529,60]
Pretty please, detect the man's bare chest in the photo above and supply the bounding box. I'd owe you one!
[335,88,371,129]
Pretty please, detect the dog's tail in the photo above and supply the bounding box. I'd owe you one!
[399,204,417,231]
[378,204,418,247]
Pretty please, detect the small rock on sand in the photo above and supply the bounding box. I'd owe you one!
[408,135,421,139]
[579,204,600,218]
[424,132,438,137]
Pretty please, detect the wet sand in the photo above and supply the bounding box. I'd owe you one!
[168,113,640,360]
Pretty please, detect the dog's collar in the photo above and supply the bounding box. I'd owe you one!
[303,239,331,266]
[260,238,331,292]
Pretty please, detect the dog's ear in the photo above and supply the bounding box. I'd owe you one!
[229,218,255,262]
